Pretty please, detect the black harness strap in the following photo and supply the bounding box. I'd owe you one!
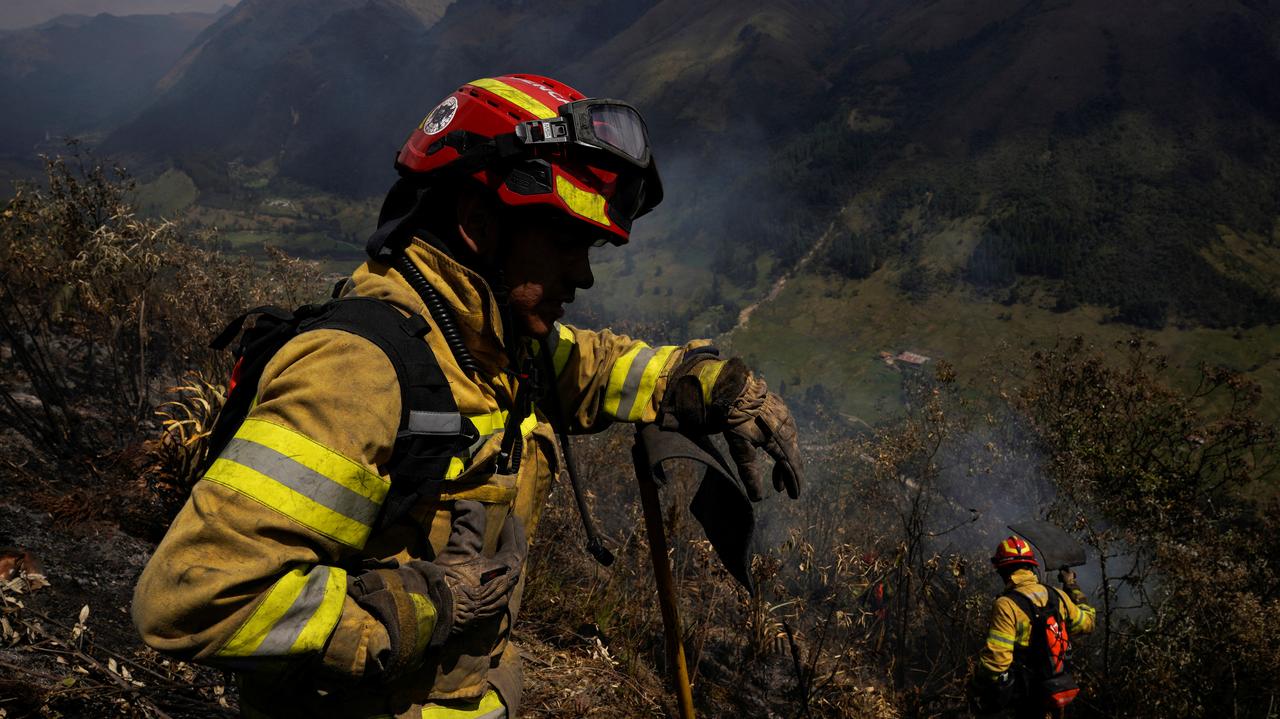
[297,298,478,528]
[1002,586,1065,672]
[204,297,476,531]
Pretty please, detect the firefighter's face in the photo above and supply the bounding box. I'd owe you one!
[501,212,597,337]
[456,190,600,338]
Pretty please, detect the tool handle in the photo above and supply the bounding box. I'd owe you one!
[633,430,696,719]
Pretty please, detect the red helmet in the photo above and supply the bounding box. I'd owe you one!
[396,74,663,245]
[990,536,1039,569]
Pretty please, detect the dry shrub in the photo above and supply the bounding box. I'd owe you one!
[0,145,324,474]
[1020,337,1280,718]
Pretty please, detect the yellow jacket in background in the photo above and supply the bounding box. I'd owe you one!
[978,567,1097,678]
[133,238,706,717]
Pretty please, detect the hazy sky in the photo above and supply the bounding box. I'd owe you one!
[0,0,236,29]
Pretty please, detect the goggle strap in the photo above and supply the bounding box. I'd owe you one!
[420,130,523,178]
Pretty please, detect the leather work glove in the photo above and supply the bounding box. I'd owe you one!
[433,500,527,636]
[349,501,526,676]
[349,560,451,677]
[661,353,804,501]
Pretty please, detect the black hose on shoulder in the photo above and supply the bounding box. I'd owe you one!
[394,252,482,377]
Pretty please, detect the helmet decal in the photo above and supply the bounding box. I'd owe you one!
[422,96,458,136]
[555,175,611,227]
[468,77,558,119]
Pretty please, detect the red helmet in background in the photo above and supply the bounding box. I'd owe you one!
[990,536,1039,570]
[396,74,663,245]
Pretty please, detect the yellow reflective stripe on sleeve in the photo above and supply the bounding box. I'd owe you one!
[204,457,373,547]
[469,78,557,119]
[604,344,647,417]
[1071,603,1096,632]
[628,345,678,421]
[202,420,388,547]
[986,630,1016,647]
[695,359,726,405]
[217,565,346,658]
[201,419,388,547]
[551,322,575,376]
[422,689,506,719]
[555,175,611,226]
[409,593,438,656]
[233,418,388,503]
[605,344,678,421]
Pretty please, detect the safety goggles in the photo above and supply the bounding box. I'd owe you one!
[512,99,663,220]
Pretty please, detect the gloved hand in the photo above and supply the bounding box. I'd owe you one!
[968,671,1014,715]
[1058,567,1087,604]
[433,500,527,636]
[349,500,526,676]
[661,353,803,501]
[349,560,451,677]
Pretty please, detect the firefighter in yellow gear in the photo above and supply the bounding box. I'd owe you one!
[132,75,804,719]
[972,536,1096,719]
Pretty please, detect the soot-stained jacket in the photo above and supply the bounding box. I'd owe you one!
[978,567,1097,679]
[133,237,706,717]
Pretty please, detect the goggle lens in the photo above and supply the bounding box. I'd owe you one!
[588,104,649,163]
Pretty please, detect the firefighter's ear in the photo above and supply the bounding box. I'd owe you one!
[455,188,501,261]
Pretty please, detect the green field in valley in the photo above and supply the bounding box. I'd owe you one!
[729,265,1280,427]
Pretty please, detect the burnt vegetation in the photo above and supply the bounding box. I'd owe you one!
[1,153,1278,718]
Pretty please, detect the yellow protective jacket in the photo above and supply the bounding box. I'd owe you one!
[978,568,1096,678]
[133,238,704,717]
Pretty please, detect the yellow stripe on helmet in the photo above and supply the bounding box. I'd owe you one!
[469,78,557,119]
[555,175,611,227]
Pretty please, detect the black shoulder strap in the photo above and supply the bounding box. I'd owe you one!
[299,297,478,528]
[1003,586,1047,629]
[205,297,477,530]
[297,297,434,433]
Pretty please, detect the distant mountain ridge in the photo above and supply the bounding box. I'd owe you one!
[0,1,233,30]
[3,0,1278,330]
[0,10,221,156]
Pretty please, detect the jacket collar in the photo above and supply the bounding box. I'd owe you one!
[348,239,512,371]
[1006,567,1042,589]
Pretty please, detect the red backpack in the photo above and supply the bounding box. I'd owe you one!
[1004,587,1080,709]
